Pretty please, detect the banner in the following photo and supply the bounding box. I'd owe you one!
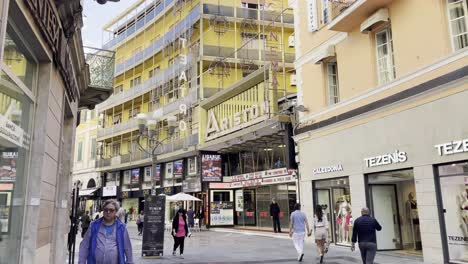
[131,169,140,184]
[153,164,161,181]
[144,167,152,182]
[174,160,183,175]
[142,195,166,257]
[210,201,234,226]
[165,162,173,179]
[201,154,222,182]
[188,156,197,175]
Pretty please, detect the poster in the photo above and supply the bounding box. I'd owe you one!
[182,177,201,193]
[153,164,161,181]
[0,151,17,182]
[235,190,244,212]
[188,156,197,175]
[142,195,166,257]
[174,160,183,175]
[201,154,222,182]
[131,169,140,184]
[165,162,173,179]
[123,170,131,184]
[210,201,234,226]
[144,167,152,182]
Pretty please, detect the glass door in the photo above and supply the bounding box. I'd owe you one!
[316,189,333,241]
[370,185,401,250]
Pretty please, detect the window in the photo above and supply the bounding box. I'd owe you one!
[447,0,468,50]
[77,142,83,161]
[375,28,396,85]
[326,61,340,105]
[321,0,329,24]
[112,143,120,156]
[114,85,123,94]
[129,107,140,118]
[130,77,141,88]
[90,138,97,159]
[113,113,122,125]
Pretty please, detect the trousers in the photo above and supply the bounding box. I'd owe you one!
[173,236,185,254]
[292,232,306,256]
[272,215,281,232]
[359,242,377,264]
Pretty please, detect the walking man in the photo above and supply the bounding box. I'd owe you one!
[79,199,133,264]
[289,203,311,262]
[351,207,382,264]
[80,211,91,238]
[270,198,281,233]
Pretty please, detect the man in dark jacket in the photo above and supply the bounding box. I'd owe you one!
[351,207,382,264]
[269,198,281,233]
[81,211,91,238]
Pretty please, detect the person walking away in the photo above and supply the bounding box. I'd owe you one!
[117,207,126,223]
[79,199,133,264]
[312,205,329,263]
[172,209,191,258]
[81,211,92,238]
[196,208,205,228]
[289,203,311,262]
[351,207,382,264]
[270,198,281,233]
[136,211,144,236]
[187,207,195,228]
[124,209,128,224]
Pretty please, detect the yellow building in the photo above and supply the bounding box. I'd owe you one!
[293,0,468,263]
[96,0,295,217]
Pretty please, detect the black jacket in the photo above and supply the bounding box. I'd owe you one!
[351,215,382,243]
[172,214,189,237]
[270,203,280,217]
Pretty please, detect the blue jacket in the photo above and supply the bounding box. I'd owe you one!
[88,218,126,264]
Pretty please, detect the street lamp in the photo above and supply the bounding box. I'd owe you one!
[136,113,178,195]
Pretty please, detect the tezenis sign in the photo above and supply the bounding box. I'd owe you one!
[206,101,269,140]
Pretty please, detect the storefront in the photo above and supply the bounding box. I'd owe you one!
[295,87,468,263]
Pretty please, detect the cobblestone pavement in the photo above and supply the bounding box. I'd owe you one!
[73,223,424,264]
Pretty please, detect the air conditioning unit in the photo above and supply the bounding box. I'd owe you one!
[290,74,297,86]
[288,35,295,47]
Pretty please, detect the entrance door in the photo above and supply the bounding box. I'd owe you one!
[316,189,333,242]
[370,185,401,250]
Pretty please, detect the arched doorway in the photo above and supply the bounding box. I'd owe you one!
[87,178,96,189]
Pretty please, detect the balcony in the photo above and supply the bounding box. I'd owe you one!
[96,134,199,169]
[203,45,295,64]
[79,47,115,109]
[202,4,294,25]
[328,0,394,32]
[98,56,194,111]
[97,118,139,140]
[113,7,201,76]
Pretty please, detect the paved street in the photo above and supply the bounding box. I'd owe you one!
[73,223,424,264]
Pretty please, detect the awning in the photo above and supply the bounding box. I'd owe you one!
[79,188,97,196]
[313,45,336,64]
[360,8,389,33]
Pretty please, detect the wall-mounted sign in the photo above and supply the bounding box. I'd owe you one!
[174,160,183,175]
[435,138,468,156]
[313,164,344,175]
[182,177,201,193]
[206,101,269,140]
[235,190,243,212]
[123,170,131,184]
[0,114,30,149]
[364,150,407,168]
[131,169,140,184]
[210,201,234,226]
[201,154,222,182]
[188,156,197,175]
[154,164,161,181]
[0,151,17,182]
[144,167,152,182]
[306,0,318,32]
[165,162,173,179]
[103,186,117,197]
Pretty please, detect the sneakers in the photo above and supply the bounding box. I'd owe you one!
[298,253,304,262]
[172,251,176,256]
[180,254,184,259]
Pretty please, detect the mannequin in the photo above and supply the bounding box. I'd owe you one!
[405,192,421,250]
[338,196,350,243]
[457,190,468,236]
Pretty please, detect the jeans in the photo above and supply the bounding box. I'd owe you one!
[272,215,281,232]
[173,236,185,254]
[359,242,377,264]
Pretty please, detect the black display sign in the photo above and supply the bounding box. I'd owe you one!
[142,195,166,257]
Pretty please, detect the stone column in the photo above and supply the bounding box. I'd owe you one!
[413,165,445,264]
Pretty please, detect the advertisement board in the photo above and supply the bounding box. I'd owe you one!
[123,170,131,184]
[174,160,183,175]
[153,164,161,181]
[188,156,197,175]
[182,177,201,193]
[131,169,140,184]
[103,186,117,197]
[210,201,234,226]
[142,195,166,257]
[201,154,222,182]
[144,167,152,182]
[0,151,17,182]
[165,162,173,179]
[235,190,243,212]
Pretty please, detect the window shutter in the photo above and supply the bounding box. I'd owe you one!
[307,0,318,32]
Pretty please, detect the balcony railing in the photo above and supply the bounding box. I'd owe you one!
[113,7,201,76]
[329,0,357,21]
[97,118,139,139]
[96,134,199,168]
[98,56,194,111]
[202,4,294,25]
[103,0,174,50]
[203,45,295,63]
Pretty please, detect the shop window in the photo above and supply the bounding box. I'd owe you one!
[447,0,468,51]
[367,169,422,251]
[314,177,352,246]
[438,161,468,263]
[375,27,396,85]
[326,61,340,105]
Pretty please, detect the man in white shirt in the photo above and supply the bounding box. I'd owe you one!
[289,203,311,262]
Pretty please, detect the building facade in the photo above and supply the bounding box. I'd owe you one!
[96,0,296,223]
[293,0,468,263]
[0,0,112,263]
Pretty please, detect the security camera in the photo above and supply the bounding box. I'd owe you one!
[96,0,120,4]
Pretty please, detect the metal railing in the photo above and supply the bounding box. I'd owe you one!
[203,45,295,63]
[97,118,139,139]
[201,4,294,25]
[329,0,357,21]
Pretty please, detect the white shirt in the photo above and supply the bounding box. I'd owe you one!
[313,215,329,229]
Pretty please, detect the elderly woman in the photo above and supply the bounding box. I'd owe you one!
[79,199,133,264]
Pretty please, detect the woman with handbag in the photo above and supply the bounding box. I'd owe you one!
[172,208,191,258]
[311,205,329,264]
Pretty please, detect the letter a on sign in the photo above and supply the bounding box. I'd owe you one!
[206,110,220,136]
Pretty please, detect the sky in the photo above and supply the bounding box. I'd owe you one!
[82,0,137,48]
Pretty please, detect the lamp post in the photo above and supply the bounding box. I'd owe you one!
[136,113,178,196]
